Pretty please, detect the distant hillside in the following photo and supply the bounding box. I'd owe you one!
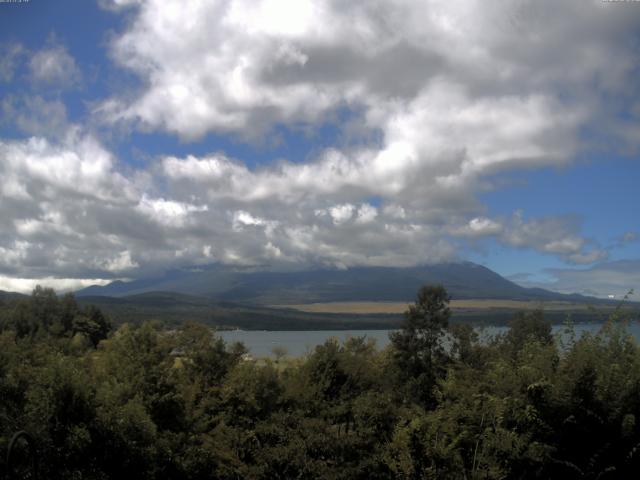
[77,262,599,305]
[76,291,633,330]
[77,292,401,330]
[2,287,629,331]
[0,290,27,302]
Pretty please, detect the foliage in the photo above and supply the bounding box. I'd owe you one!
[1,285,640,478]
[390,284,451,406]
[0,286,111,346]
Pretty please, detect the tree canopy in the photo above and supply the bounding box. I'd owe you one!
[1,285,640,479]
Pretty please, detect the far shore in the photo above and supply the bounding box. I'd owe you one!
[271,299,610,314]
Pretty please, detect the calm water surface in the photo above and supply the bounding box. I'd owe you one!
[219,322,640,357]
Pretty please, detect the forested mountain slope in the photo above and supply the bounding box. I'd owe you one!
[77,262,599,304]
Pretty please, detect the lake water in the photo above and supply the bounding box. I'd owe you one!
[219,322,640,357]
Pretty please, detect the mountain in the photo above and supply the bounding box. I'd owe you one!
[0,290,27,301]
[77,262,596,305]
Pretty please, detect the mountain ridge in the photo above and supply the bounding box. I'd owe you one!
[76,261,604,305]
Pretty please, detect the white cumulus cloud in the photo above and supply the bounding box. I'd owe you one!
[1,1,638,290]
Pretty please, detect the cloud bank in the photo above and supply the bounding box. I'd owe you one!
[513,260,640,299]
[1,0,639,293]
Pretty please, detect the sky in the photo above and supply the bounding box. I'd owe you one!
[0,0,639,297]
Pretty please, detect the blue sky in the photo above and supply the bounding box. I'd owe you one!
[0,0,638,297]
[478,157,640,272]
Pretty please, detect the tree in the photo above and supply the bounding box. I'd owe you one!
[390,284,451,406]
[31,286,60,328]
[72,305,111,347]
[503,310,552,357]
[177,322,247,388]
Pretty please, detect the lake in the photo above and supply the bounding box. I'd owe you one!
[219,321,640,357]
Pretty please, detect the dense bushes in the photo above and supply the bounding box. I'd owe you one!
[1,287,640,479]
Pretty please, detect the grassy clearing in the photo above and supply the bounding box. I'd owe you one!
[273,299,607,314]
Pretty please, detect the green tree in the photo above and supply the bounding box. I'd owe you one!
[72,304,111,347]
[30,285,60,335]
[504,309,553,354]
[390,284,451,406]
